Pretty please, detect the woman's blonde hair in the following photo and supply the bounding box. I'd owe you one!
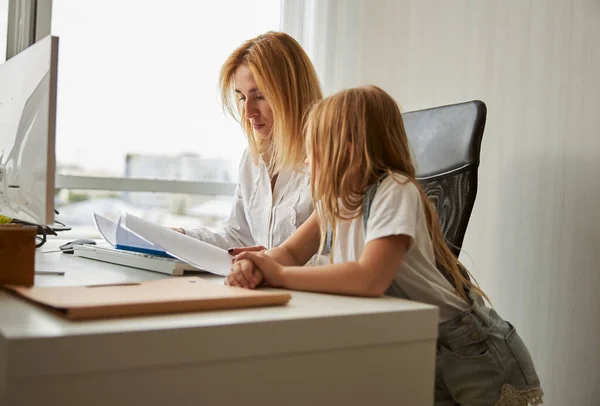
[305,85,487,302]
[219,31,322,173]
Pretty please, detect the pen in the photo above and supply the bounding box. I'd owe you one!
[35,270,65,276]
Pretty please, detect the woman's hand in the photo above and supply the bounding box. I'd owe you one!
[226,258,263,289]
[234,251,285,288]
[227,245,267,255]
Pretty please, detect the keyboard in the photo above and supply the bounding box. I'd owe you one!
[73,244,203,276]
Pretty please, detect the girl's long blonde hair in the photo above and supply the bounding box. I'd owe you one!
[219,31,323,173]
[305,85,487,302]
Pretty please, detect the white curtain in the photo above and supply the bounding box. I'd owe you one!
[280,0,363,96]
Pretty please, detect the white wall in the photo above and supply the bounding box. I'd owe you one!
[361,1,600,404]
[285,0,600,404]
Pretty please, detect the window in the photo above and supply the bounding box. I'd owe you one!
[50,0,281,237]
[0,0,8,63]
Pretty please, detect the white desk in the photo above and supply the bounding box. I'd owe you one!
[0,239,439,406]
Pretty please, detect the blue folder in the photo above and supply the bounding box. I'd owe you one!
[114,244,175,259]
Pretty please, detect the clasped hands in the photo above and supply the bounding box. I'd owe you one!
[226,246,284,289]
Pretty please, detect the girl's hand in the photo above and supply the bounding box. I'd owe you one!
[234,251,285,288]
[226,258,263,289]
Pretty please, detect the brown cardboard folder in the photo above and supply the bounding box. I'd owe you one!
[3,277,291,320]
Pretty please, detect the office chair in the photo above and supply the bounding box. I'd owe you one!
[402,100,487,259]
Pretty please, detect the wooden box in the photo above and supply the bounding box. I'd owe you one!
[0,224,36,286]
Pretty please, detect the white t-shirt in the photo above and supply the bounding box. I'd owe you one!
[184,148,313,250]
[332,173,469,322]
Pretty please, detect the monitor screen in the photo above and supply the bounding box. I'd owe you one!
[0,35,58,226]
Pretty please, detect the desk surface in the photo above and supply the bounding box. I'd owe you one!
[1,239,437,340]
[0,240,439,371]
[0,239,440,406]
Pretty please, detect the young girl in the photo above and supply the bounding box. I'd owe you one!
[227,86,544,405]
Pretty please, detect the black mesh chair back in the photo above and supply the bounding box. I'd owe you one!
[402,100,487,259]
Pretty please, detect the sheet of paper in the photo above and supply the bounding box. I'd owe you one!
[123,213,232,276]
[116,217,164,251]
[92,213,118,246]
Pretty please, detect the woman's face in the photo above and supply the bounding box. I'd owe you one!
[234,64,273,140]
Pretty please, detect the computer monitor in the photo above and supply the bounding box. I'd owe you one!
[0,35,58,226]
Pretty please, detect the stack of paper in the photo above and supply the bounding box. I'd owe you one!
[93,214,172,258]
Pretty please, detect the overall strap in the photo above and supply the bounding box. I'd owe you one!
[325,222,333,254]
[362,173,389,230]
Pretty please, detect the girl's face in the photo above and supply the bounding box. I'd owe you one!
[234,65,273,140]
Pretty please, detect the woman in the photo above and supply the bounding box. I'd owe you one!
[174,31,322,251]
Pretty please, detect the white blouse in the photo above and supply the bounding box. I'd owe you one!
[183,148,313,250]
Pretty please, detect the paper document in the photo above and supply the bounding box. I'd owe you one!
[92,213,118,246]
[123,213,232,276]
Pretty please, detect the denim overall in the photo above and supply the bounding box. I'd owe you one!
[435,292,542,405]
